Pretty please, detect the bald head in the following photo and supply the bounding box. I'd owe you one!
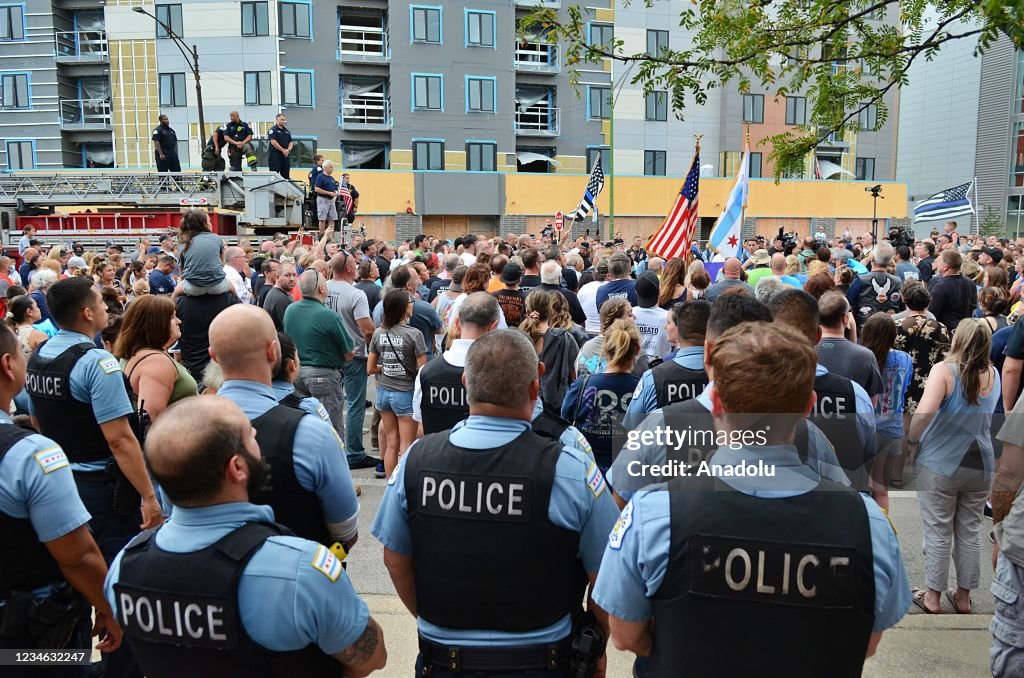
[208,305,279,380]
[145,396,253,506]
[723,257,742,278]
[770,253,787,274]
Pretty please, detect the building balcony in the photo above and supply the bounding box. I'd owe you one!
[339,99,392,131]
[514,42,560,74]
[337,24,389,64]
[514,0,561,7]
[55,30,108,63]
[60,98,112,131]
[515,107,559,137]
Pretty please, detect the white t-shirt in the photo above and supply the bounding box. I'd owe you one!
[223,265,251,305]
[460,252,477,267]
[577,280,606,334]
[632,305,671,360]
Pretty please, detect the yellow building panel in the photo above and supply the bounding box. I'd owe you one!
[594,8,614,22]
[555,155,587,173]
[445,151,466,171]
[390,149,413,166]
[603,58,611,73]
[347,172,417,214]
[110,39,159,169]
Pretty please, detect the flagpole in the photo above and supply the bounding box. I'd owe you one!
[972,176,979,236]
[741,125,750,247]
[646,135,701,258]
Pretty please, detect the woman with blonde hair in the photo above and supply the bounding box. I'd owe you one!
[785,254,801,276]
[562,319,642,472]
[548,289,588,347]
[519,289,579,415]
[658,257,688,309]
[576,298,650,378]
[908,318,998,614]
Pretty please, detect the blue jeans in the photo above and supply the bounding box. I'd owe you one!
[414,654,564,678]
[342,358,368,461]
[75,475,144,678]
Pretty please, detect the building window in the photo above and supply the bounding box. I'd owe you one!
[750,152,763,178]
[1010,196,1024,239]
[6,141,33,169]
[1016,49,1024,115]
[858,103,877,130]
[742,94,763,123]
[856,157,875,181]
[253,136,316,167]
[155,4,183,38]
[241,2,269,36]
[589,86,611,120]
[645,91,667,121]
[466,77,495,113]
[644,150,666,176]
[785,96,806,125]
[413,140,444,170]
[282,71,313,107]
[587,147,610,172]
[646,29,668,57]
[466,142,496,172]
[588,23,613,48]
[343,141,389,170]
[411,6,441,44]
[280,2,311,38]
[466,10,494,48]
[412,74,443,111]
[159,73,186,107]
[0,73,29,109]
[517,146,555,173]
[0,5,24,41]
[244,71,271,105]
[1013,122,1024,188]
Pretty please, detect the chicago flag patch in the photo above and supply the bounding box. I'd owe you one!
[34,447,69,474]
[311,544,342,582]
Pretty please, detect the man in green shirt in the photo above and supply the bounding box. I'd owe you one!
[744,249,774,288]
[284,269,354,435]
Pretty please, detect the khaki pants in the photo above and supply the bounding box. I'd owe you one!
[917,465,991,592]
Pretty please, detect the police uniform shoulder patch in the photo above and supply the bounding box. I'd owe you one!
[98,357,121,374]
[311,544,342,582]
[316,403,330,422]
[585,462,606,498]
[34,446,69,474]
[632,380,646,399]
[608,500,634,550]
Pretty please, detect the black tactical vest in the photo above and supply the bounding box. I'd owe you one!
[404,430,580,631]
[811,372,869,490]
[532,409,570,443]
[417,357,468,434]
[250,405,331,546]
[114,521,335,678]
[26,343,112,463]
[856,271,902,322]
[650,473,875,677]
[652,361,709,409]
[0,425,65,598]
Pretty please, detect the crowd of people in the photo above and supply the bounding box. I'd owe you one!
[8,212,1024,676]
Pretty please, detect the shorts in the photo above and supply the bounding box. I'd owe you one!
[375,385,414,417]
[182,278,230,296]
[317,196,338,221]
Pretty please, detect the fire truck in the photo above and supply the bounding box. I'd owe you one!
[0,171,305,253]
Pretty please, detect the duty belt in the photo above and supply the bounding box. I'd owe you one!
[418,634,570,672]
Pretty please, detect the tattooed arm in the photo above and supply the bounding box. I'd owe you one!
[993,442,1024,525]
[334,617,386,677]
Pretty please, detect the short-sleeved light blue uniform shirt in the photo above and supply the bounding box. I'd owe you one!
[27,329,134,473]
[530,397,595,461]
[593,445,912,632]
[271,380,332,422]
[104,503,369,654]
[371,415,619,647]
[623,346,705,429]
[218,380,359,541]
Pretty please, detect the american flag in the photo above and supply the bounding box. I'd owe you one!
[338,181,354,216]
[913,181,974,222]
[571,155,605,221]
[647,150,701,259]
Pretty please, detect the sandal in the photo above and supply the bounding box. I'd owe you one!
[890,478,904,488]
[912,588,941,614]
[945,589,972,614]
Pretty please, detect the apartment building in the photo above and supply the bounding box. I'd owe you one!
[0,0,114,171]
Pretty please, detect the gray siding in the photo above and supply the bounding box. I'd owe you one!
[974,38,1017,224]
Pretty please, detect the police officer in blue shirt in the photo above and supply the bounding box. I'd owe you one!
[624,301,712,428]
[372,330,619,675]
[594,322,911,678]
[267,113,294,179]
[208,304,360,551]
[104,397,386,678]
[0,324,123,675]
[25,277,163,552]
[272,332,332,421]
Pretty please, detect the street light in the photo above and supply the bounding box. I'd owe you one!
[132,6,206,155]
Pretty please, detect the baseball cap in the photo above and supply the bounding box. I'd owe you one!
[500,263,523,285]
[982,246,1003,264]
[635,271,660,308]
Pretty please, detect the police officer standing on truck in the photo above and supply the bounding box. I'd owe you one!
[25,276,162,678]
[0,323,123,673]
[267,113,294,180]
[103,396,387,678]
[594,322,911,677]
[151,115,180,173]
[412,292,500,435]
[373,329,619,675]
[208,304,361,551]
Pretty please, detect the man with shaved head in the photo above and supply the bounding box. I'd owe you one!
[104,397,386,677]
[209,305,361,551]
[703,257,748,303]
